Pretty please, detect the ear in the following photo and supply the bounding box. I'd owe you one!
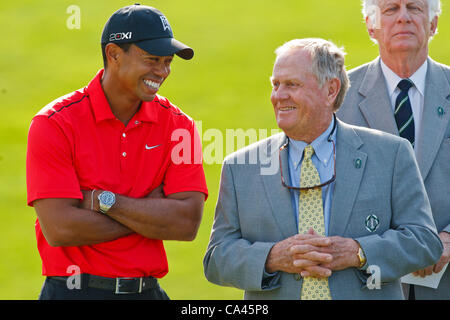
[104,43,122,68]
[430,16,438,36]
[326,78,341,108]
[366,16,376,39]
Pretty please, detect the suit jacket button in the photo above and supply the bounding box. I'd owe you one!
[294,273,302,281]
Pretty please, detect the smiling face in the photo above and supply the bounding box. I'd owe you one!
[367,0,438,58]
[112,43,173,102]
[270,49,336,142]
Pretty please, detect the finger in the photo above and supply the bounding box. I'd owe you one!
[294,233,322,240]
[147,185,165,198]
[291,244,322,254]
[417,269,427,278]
[292,259,319,269]
[301,266,332,278]
[294,236,331,247]
[433,256,447,274]
[80,190,89,199]
[424,266,434,277]
[433,263,443,274]
[294,251,333,264]
[308,228,320,236]
[290,244,311,255]
[78,190,92,209]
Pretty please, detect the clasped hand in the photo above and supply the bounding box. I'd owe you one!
[265,228,360,278]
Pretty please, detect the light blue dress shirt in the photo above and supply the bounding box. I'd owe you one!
[287,117,336,236]
[261,118,337,286]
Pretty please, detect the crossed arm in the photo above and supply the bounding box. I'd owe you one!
[33,186,205,247]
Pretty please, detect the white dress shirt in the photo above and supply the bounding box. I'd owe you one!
[380,59,427,155]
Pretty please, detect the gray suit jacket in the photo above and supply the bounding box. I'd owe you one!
[203,120,442,299]
[337,57,450,299]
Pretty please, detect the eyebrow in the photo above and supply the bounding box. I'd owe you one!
[382,0,424,7]
[409,0,425,7]
[139,51,157,58]
[140,52,174,60]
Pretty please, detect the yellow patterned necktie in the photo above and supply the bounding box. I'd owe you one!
[298,145,332,300]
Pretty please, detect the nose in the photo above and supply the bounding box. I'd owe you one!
[396,4,412,23]
[153,61,170,78]
[271,85,290,103]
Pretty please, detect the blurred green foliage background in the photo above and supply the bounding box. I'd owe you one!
[0,0,448,299]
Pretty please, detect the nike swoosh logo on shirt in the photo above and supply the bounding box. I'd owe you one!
[145,144,162,150]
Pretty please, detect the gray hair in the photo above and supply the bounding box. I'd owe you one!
[363,0,441,23]
[274,38,350,112]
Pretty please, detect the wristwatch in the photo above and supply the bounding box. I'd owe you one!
[98,191,116,214]
[357,246,367,269]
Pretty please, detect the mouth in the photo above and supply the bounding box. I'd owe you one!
[394,31,414,37]
[278,106,297,112]
[143,79,161,91]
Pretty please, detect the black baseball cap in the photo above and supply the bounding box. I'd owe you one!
[101,4,194,60]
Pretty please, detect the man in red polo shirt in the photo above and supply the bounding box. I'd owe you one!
[26,4,208,300]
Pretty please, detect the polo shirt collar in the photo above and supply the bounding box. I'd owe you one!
[86,69,116,123]
[135,100,159,123]
[86,69,158,124]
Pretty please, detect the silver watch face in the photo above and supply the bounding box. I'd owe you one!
[99,191,115,207]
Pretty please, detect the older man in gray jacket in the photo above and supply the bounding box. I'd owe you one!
[203,38,442,300]
[337,0,450,300]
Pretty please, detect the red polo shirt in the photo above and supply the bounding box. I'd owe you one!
[26,69,208,278]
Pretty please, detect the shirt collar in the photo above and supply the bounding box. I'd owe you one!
[380,59,427,97]
[288,116,336,169]
[86,69,158,124]
[137,99,159,123]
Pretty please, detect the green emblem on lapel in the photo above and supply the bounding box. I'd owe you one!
[437,107,444,117]
[365,214,379,232]
[354,158,362,169]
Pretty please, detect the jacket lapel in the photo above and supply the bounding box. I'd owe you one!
[329,120,367,236]
[358,58,399,135]
[416,58,450,180]
[260,133,297,238]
